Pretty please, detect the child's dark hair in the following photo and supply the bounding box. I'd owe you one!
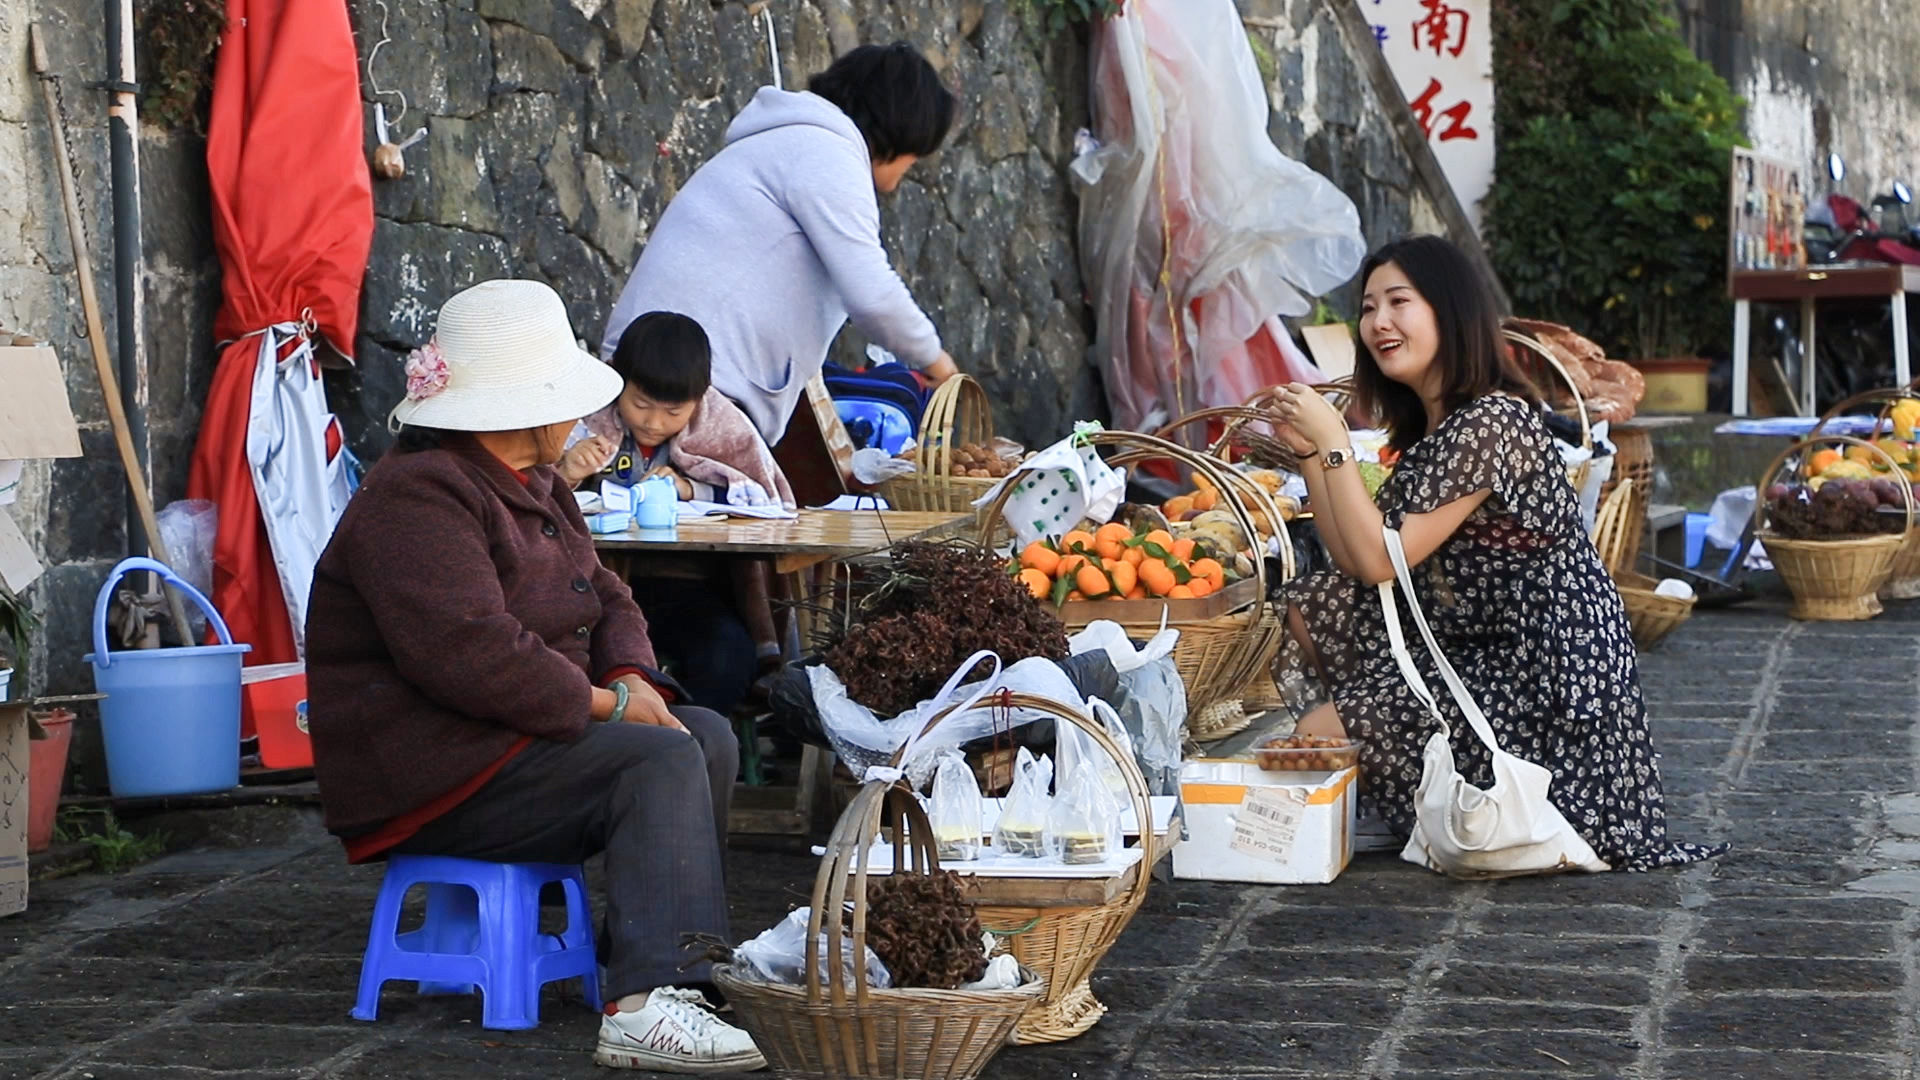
[807,42,956,162]
[609,311,711,405]
[1352,235,1538,452]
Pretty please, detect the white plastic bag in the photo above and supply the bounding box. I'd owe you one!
[992,747,1053,857]
[735,907,893,990]
[808,652,1086,786]
[1112,656,1187,793]
[927,749,984,862]
[972,423,1126,548]
[1046,758,1122,866]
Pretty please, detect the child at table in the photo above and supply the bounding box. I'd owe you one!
[560,311,793,718]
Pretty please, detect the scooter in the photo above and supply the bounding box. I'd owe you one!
[1808,154,1920,266]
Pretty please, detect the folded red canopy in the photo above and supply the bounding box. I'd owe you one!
[187,0,371,674]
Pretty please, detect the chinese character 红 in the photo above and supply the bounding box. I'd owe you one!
[1412,0,1470,57]
[1409,78,1479,142]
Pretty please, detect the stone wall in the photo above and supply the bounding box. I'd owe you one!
[0,7,220,712]
[333,0,1102,458]
[1676,0,1920,206]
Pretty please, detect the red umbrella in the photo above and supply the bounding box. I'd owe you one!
[187,0,372,678]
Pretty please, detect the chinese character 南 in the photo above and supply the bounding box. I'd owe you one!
[1411,0,1470,57]
[1408,78,1479,142]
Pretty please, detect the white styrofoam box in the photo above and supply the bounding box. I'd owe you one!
[1172,759,1357,885]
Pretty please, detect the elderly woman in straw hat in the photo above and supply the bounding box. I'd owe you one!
[305,280,765,1073]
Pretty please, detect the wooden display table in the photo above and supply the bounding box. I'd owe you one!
[1730,265,1920,415]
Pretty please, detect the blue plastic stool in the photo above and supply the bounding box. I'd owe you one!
[351,855,602,1030]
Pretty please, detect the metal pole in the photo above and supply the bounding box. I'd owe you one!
[105,0,150,560]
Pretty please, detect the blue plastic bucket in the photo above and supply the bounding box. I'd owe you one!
[84,558,251,797]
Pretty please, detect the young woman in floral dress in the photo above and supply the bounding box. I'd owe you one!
[1272,236,1722,871]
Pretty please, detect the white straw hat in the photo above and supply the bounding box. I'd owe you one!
[387,279,623,433]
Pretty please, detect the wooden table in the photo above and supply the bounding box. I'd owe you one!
[1730,264,1920,415]
[594,508,973,835]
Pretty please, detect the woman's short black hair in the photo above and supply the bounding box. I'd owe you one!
[609,311,712,405]
[392,425,453,454]
[1352,235,1538,452]
[807,42,956,162]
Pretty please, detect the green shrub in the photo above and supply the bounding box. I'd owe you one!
[1486,0,1746,359]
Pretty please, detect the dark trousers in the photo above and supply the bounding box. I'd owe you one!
[392,707,737,999]
[627,575,758,719]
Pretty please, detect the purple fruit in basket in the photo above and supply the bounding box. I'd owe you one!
[1870,478,1903,506]
[1765,483,1791,502]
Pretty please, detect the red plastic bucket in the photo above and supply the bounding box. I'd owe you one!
[28,709,73,853]
[243,663,311,770]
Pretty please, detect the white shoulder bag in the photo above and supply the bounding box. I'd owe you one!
[1378,527,1609,878]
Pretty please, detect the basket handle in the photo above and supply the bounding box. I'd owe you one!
[1751,434,1917,536]
[1501,328,1591,456]
[1808,386,1914,441]
[91,557,239,668]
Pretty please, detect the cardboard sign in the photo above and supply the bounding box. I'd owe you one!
[0,512,42,592]
[1301,324,1357,381]
[0,347,81,460]
[1371,0,1495,232]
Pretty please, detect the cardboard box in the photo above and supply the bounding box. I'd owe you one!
[0,345,83,460]
[0,701,49,918]
[1172,759,1357,885]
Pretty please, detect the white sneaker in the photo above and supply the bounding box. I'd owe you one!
[593,986,767,1073]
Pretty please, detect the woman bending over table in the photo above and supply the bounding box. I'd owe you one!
[1271,235,1722,872]
[305,280,764,1072]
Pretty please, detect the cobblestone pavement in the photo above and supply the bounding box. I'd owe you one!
[3,604,1917,1079]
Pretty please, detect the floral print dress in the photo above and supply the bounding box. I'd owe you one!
[1280,394,1723,871]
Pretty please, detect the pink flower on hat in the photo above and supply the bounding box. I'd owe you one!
[403,339,450,401]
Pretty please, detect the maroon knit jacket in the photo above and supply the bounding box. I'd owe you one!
[305,436,661,834]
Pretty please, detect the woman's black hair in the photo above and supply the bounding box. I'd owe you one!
[1352,235,1538,452]
[392,425,454,454]
[807,42,956,162]
[609,311,712,405]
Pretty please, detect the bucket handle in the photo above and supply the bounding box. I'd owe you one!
[91,557,238,668]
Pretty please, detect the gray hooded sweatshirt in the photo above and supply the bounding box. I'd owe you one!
[601,87,944,445]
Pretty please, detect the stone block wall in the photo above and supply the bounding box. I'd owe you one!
[332,0,1103,457]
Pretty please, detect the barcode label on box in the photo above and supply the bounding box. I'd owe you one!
[1229,787,1305,864]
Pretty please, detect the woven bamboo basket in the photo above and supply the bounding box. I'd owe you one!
[1598,425,1654,570]
[1616,570,1694,648]
[1754,435,1914,621]
[976,431,1294,742]
[711,735,1045,1079]
[960,693,1156,1044]
[1502,328,1594,494]
[1808,387,1920,600]
[880,374,1005,514]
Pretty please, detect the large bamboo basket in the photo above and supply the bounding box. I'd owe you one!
[976,431,1294,742]
[879,375,1003,514]
[1596,479,1693,648]
[1809,387,1920,600]
[711,729,1045,1079]
[949,694,1157,1044]
[1755,435,1914,621]
[1502,327,1594,494]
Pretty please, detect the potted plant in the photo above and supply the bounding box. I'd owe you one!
[1486,0,1745,398]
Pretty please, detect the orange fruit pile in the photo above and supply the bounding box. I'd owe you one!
[1013,522,1231,604]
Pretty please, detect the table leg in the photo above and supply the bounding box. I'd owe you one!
[1732,299,1752,415]
[1895,291,1912,388]
[735,713,765,786]
[1800,296,1818,417]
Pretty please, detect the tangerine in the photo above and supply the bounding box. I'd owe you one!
[1142,528,1175,551]
[1019,541,1061,576]
[1108,560,1139,597]
[1171,538,1197,562]
[1057,553,1089,580]
[1138,559,1177,597]
[1016,568,1051,599]
[1067,590,1086,602]
[1094,522,1132,560]
[1168,584,1195,599]
[1125,585,1147,599]
[1122,546,1146,567]
[1808,448,1843,475]
[1075,564,1114,598]
[1192,488,1217,512]
[1060,529,1097,554]
[1190,557,1225,591]
[1187,576,1215,598]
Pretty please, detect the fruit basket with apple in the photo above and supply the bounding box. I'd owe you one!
[980,430,1294,741]
[1757,435,1915,621]
[1809,388,1920,599]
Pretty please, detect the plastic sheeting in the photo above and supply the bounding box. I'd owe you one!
[1074,0,1366,435]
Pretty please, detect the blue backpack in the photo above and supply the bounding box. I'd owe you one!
[823,362,929,456]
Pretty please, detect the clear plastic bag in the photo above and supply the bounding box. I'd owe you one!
[927,749,984,862]
[155,499,218,639]
[991,747,1053,858]
[1057,698,1136,817]
[1046,759,1123,866]
[734,907,892,990]
[1112,655,1187,796]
